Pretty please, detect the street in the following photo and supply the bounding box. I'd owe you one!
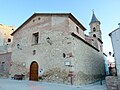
[0,79,107,90]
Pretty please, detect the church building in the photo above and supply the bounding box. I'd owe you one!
[10,12,105,85]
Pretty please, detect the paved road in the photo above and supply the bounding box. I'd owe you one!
[0,79,107,90]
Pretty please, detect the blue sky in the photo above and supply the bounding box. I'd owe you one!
[0,0,120,55]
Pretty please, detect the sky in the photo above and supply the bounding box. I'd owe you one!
[0,0,120,55]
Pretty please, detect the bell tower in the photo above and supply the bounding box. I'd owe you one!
[89,11,103,52]
[89,11,102,40]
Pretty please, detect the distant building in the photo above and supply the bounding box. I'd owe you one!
[103,53,109,76]
[0,24,15,77]
[10,13,105,85]
[109,24,120,76]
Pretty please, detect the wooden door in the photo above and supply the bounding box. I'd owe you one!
[29,61,38,81]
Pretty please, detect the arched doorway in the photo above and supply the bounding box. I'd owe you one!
[29,61,39,81]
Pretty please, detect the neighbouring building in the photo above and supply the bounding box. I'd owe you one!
[0,24,15,77]
[104,53,109,76]
[107,52,116,76]
[10,13,105,85]
[109,24,120,76]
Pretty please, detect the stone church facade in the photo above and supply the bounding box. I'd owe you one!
[10,13,105,85]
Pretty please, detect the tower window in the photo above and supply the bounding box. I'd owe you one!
[8,38,11,42]
[93,34,96,37]
[93,27,96,32]
[32,32,39,44]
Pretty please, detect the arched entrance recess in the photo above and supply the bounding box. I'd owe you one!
[29,61,39,81]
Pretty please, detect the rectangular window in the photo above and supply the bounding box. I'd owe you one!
[33,32,39,44]
[8,38,11,42]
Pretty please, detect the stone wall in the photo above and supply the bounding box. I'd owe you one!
[11,14,71,77]
[10,61,28,78]
[72,34,105,85]
[41,67,70,84]
[106,76,120,90]
[0,52,11,78]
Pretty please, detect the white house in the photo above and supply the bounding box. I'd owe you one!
[109,24,120,75]
[109,24,120,76]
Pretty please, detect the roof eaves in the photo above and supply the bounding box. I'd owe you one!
[11,13,36,35]
[109,28,119,36]
[11,13,86,35]
[68,13,86,31]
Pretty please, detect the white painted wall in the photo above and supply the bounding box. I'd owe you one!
[110,28,120,76]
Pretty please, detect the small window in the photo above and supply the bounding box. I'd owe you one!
[93,34,96,37]
[2,62,5,64]
[100,46,102,52]
[63,53,66,58]
[33,32,39,44]
[38,17,41,20]
[76,27,79,33]
[8,38,11,42]
[93,27,96,32]
[33,50,36,55]
[33,20,35,22]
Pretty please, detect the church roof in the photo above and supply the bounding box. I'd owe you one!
[89,12,100,25]
[11,13,86,35]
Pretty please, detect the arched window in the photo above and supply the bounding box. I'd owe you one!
[93,34,96,37]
